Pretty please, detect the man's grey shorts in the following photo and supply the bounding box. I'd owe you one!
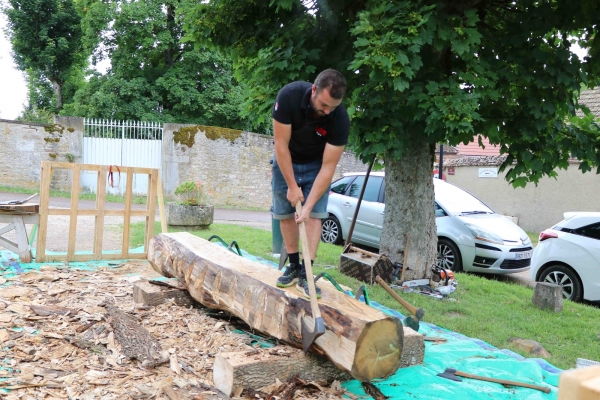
[271,158,329,220]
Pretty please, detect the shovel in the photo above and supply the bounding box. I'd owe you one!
[296,201,326,353]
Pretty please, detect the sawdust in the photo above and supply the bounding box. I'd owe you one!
[0,261,349,399]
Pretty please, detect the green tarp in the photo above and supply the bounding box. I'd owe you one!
[0,245,561,399]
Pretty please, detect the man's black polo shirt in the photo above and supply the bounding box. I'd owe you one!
[272,81,350,164]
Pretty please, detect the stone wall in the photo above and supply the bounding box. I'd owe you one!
[442,157,600,233]
[2,116,598,223]
[0,117,83,192]
[0,118,368,210]
[162,124,369,209]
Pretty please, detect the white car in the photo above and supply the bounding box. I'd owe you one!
[530,212,600,302]
[321,172,533,274]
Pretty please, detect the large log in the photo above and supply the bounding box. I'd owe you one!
[147,232,403,382]
[213,348,351,396]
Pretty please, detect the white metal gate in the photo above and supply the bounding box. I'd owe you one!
[82,119,163,195]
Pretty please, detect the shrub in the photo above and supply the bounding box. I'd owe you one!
[174,181,207,206]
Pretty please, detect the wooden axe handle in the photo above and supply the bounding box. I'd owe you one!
[296,201,322,320]
[348,246,380,259]
[455,370,551,394]
[375,275,420,317]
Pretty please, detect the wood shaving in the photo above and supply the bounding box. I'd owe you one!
[0,260,346,399]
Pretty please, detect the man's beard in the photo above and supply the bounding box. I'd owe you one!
[310,95,326,117]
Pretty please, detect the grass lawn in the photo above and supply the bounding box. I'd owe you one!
[0,185,271,211]
[129,221,599,371]
[0,185,149,205]
[528,231,540,246]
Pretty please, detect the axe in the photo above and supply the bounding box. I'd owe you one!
[296,201,325,353]
[375,275,424,332]
[437,368,551,393]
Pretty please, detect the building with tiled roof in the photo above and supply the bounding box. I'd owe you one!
[435,143,458,154]
[434,143,459,161]
[577,87,600,117]
[456,135,500,156]
[436,88,599,167]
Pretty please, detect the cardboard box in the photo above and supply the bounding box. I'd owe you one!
[339,251,395,285]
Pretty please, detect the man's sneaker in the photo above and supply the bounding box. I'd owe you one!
[296,275,322,299]
[276,263,301,288]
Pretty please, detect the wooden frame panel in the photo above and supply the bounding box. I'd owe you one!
[36,161,165,262]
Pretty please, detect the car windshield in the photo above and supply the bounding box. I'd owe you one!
[434,180,494,215]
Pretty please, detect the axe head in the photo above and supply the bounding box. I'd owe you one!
[403,315,420,332]
[414,307,425,320]
[301,316,325,354]
[437,368,462,382]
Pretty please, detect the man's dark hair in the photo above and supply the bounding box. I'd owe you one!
[314,69,347,99]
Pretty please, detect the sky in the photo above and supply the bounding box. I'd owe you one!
[0,12,27,120]
[0,12,591,121]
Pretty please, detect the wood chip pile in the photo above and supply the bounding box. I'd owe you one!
[0,261,352,399]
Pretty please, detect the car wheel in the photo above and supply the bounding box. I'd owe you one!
[321,215,343,245]
[437,238,463,272]
[539,264,583,302]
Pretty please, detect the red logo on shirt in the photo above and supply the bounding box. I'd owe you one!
[315,126,327,137]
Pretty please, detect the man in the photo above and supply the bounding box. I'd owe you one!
[271,69,350,298]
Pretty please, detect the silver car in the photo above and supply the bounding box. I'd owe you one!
[321,172,532,274]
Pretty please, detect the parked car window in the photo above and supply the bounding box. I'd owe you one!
[435,202,447,217]
[434,180,494,215]
[575,223,600,240]
[330,176,355,195]
[346,176,383,202]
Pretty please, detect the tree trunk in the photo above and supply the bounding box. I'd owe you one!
[50,78,63,110]
[165,3,176,68]
[380,138,437,281]
[147,232,404,382]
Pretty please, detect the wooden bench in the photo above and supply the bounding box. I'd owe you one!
[0,203,40,263]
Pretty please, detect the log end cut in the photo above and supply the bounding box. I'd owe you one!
[352,318,404,382]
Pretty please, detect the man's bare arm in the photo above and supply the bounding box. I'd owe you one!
[273,119,303,205]
[298,143,345,221]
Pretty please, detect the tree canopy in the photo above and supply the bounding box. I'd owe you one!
[184,0,600,277]
[186,0,600,182]
[4,0,84,111]
[3,0,253,128]
[59,0,252,128]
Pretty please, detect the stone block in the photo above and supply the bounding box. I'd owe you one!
[400,326,424,368]
[532,282,563,312]
[166,203,214,228]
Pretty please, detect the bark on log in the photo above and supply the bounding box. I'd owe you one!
[147,232,404,381]
[213,348,351,396]
[102,299,169,367]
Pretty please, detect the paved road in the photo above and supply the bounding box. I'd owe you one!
[1,191,536,287]
[0,192,272,228]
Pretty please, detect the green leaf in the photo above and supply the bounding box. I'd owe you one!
[393,78,409,92]
[354,37,371,47]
